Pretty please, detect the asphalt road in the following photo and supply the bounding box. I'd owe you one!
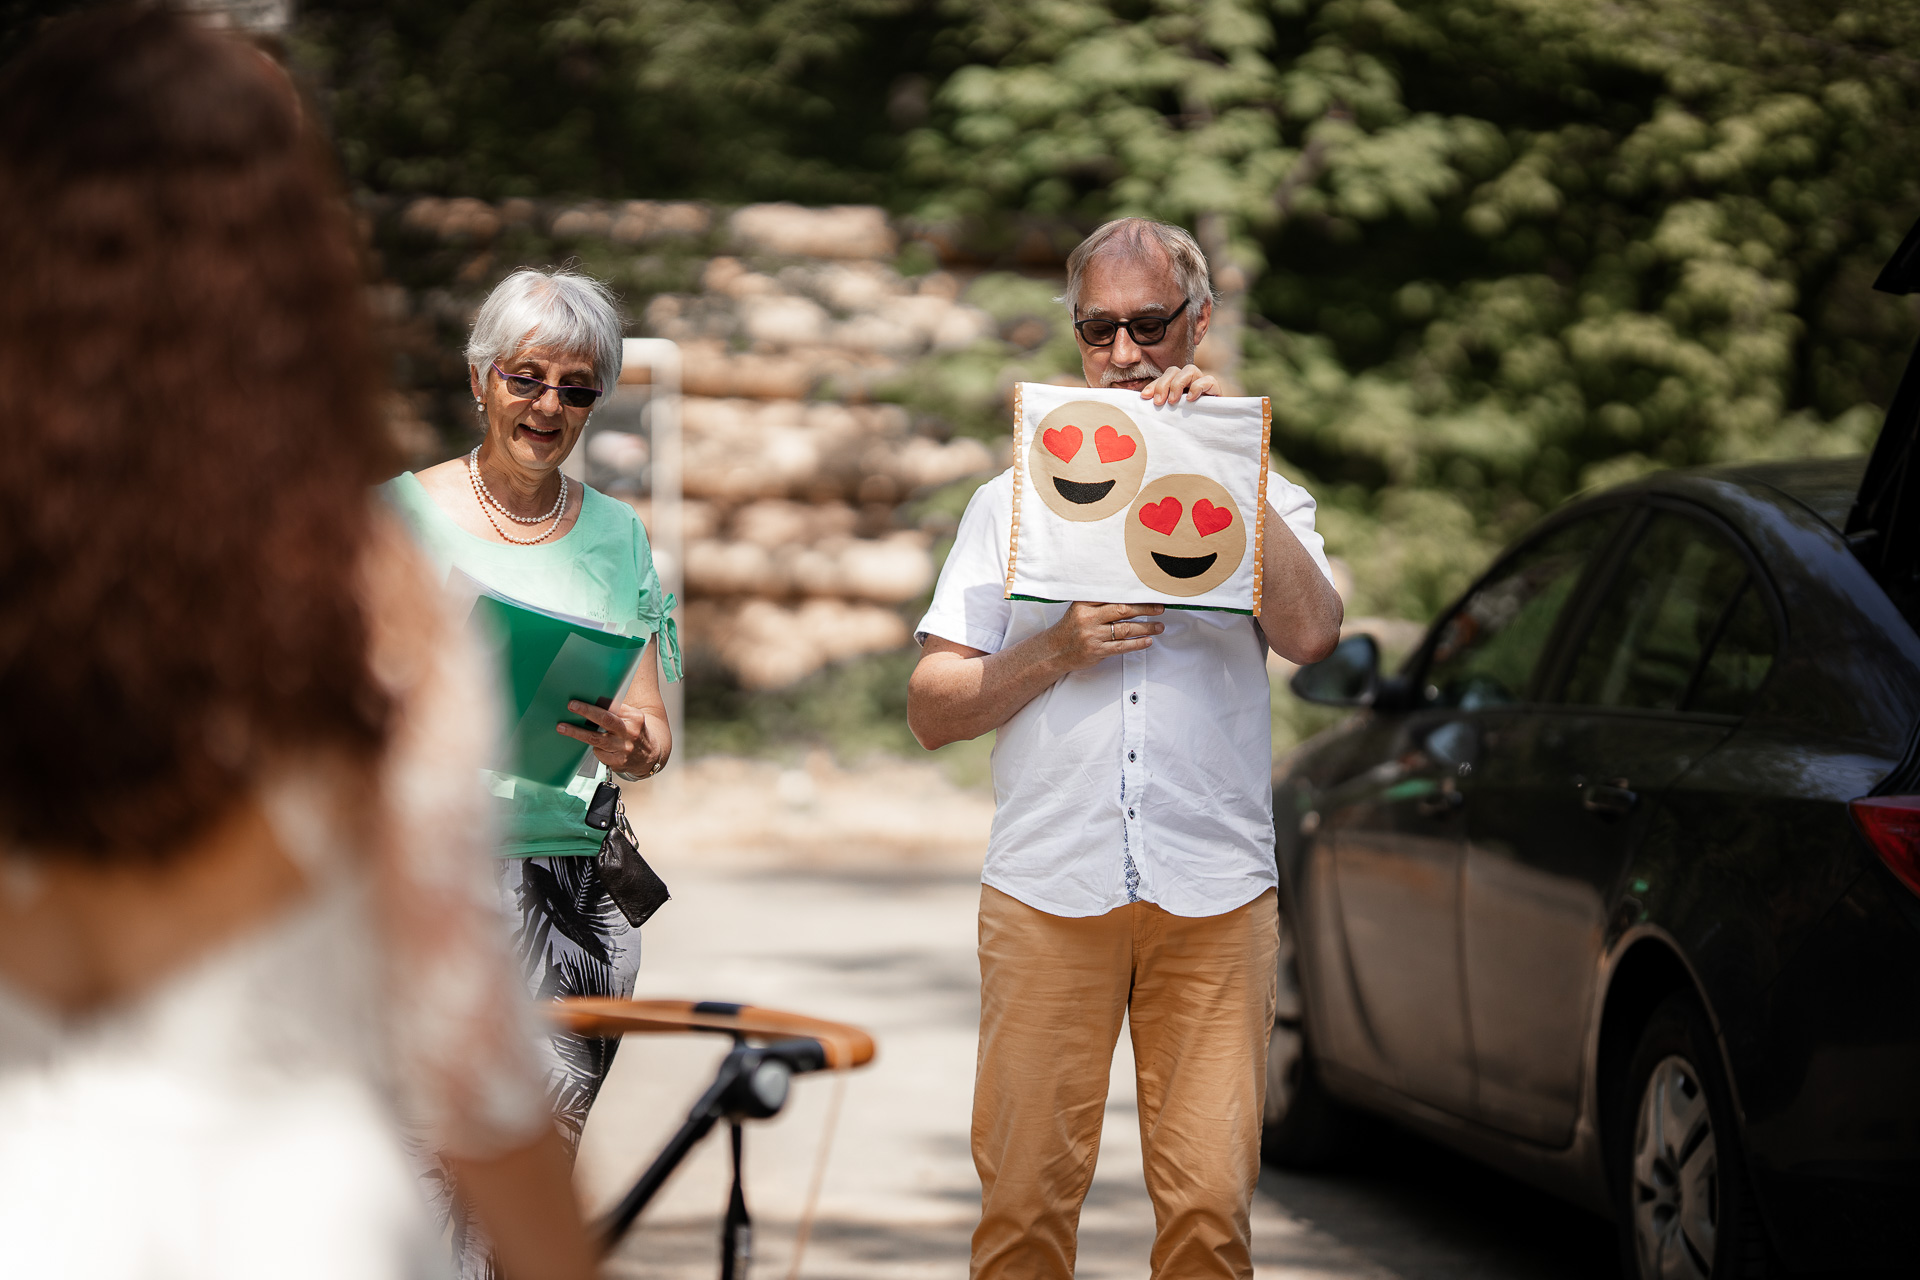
[576,757,1621,1280]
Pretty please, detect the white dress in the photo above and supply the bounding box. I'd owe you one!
[0,546,551,1280]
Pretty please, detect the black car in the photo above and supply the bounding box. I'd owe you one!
[1265,238,1920,1278]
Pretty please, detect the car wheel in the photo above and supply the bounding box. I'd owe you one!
[1260,902,1347,1168]
[1613,990,1773,1279]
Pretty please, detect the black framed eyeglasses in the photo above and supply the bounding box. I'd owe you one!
[492,362,604,409]
[1072,298,1190,348]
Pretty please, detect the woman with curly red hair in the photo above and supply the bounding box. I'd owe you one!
[0,8,592,1278]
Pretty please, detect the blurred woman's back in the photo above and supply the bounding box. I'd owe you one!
[0,9,588,1277]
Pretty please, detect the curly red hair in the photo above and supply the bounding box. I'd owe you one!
[0,5,397,859]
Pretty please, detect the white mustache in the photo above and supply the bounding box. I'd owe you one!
[1101,358,1165,385]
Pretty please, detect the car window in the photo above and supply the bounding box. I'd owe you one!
[1560,511,1773,714]
[1689,579,1776,716]
[1423,513,1620,710]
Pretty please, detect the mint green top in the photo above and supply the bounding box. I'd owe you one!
[383,472,679,858]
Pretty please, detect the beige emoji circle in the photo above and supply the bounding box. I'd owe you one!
[1027,400,1149,522]
[1126,473,1247,597]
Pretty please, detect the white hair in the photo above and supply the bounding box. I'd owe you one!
[466,268,624,393]
[1060,217,1217,315]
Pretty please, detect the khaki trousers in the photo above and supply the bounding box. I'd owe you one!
[970,884,1280,1280]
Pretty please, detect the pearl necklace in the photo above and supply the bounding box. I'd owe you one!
[466,446,568,545]
[468,445,565,523]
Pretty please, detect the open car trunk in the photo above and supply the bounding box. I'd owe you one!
[1847,215,1920,600]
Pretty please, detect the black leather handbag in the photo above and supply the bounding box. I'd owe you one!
[585,779,671,928]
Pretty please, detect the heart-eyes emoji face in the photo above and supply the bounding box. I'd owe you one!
[1125,474,1247,597]
[1027,400,1148,522]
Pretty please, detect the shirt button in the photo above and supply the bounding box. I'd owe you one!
[1127,807,1136,819]
[1128,750,1136,762]
[1129,692,1138,704]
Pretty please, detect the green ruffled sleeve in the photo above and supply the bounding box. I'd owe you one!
[639,590,680,683]
[631,516,680,683]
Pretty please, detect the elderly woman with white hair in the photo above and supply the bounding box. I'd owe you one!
[384,268,677,1170]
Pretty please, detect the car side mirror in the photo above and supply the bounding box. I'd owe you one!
[1290,633,1380,707]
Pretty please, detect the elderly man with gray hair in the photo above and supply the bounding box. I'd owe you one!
[908,218,1343,1279]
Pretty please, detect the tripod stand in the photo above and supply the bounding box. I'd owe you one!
[550,998,877,1277]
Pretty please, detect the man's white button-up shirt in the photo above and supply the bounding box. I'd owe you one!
[915,468,1334,919]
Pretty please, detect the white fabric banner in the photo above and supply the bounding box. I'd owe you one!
[1005,383,1271,614]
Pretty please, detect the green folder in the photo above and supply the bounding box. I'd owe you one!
[460,575,651,788]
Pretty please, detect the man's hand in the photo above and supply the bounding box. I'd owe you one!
[908,603,1165,750]
[1139,364,1218,406]
[1046,602,1165,672]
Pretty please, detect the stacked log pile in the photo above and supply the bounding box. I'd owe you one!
[376,198,1007,689]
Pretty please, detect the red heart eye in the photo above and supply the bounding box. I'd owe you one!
[1138,497,1182,536]
[1094,425,1136,463]
[1192,500,1233,537]
[1042,425,1082,462]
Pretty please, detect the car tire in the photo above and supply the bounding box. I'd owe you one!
[1260,902,1348,1168]
[1611,989,1774,1280]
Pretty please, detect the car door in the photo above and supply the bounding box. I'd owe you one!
[1463,504,1775,1144]
[1321,511,1623,1115]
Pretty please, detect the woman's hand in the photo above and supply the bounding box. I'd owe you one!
[1139,364,1218,406]
[560,699,671,778]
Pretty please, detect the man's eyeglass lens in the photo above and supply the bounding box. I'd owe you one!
[1075,299,1189,348]
[493,363,602,408]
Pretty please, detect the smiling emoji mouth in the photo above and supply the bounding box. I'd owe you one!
[1052,477,1116,505]
[1149,551,1218,580]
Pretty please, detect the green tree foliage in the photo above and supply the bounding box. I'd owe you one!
[906,0,1920,615]
[296,0,1920,620]
[290,0,944,201]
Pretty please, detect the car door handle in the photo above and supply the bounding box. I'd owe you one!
[1581,779,1637,818]
[1416,785,1464,818]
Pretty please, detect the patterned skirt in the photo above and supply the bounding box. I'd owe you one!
[447,854,641,1277]
[495,853,642,1147]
